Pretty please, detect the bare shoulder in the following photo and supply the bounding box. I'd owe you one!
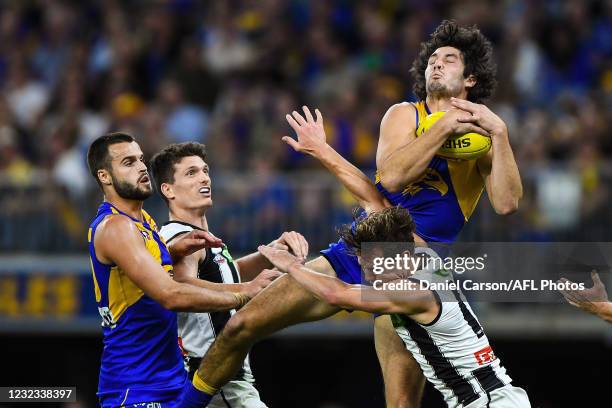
[94,215,142,262]
[381,102,417,127]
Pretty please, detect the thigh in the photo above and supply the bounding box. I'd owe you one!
[375,315,425,408]
[233,256,341,335]
[488,385,531,408]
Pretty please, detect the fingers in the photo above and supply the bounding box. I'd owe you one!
[291,110,307,126]
[302,106,315,123]
[456,114,480,124]
[315,108,323,125]
[285,114,301,132]
[450,97,478,113]
[282,136,301,152]
[591,271,603,287]
[190,230,223,247]
[282,231,308,260]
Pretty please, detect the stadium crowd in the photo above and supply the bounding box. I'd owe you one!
[0,0,611,252]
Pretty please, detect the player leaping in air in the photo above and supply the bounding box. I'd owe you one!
[183,20,522,408]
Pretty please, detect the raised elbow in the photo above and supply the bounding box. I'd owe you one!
[377,171,405,194]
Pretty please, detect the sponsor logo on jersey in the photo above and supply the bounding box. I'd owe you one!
[474,345,497,365]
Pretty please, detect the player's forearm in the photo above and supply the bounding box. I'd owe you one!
[163,282,244,312]
[236,252,270,281]
[317,144,387,212]
[487,130,522,214]
[176,275,244,292]
[286,262,349,306]
[378,124,450,193]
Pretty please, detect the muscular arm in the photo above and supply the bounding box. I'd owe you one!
[172,250,246,291]
[235,252,271,281]
[376,103,449,193]
[477,128,522,214]
[286,262,434,316]
[95,216,243,312]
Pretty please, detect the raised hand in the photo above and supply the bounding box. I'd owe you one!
[283,106,328,158]
[269,231,309,261]
[167,229,223,262]
[450,97,507,137]
[558,271,609,316]
[257,245,303,273]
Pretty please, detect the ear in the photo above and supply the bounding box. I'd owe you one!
[161,183,175,201]
[97,169,112,186]
[464,74,477,90]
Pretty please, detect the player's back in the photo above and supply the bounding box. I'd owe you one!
[375,100,485,243]
[88,202,186,407]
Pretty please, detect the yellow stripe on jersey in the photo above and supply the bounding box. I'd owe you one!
[90,259,102,302]
[108,265,144,323]
[447,157,485,221]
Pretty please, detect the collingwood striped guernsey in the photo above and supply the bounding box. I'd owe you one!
[391,249,530,408]
[159,221,255,380]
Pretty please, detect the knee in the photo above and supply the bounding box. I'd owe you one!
[220,309,261,344]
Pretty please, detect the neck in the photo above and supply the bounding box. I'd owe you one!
[169,206,209,230]
[425,90,468,112]
[105,195,144,221]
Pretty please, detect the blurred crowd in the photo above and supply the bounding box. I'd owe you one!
[0,0,611,252]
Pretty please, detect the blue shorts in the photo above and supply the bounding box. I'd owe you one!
[99,383,184,408]
[320,239,363,285]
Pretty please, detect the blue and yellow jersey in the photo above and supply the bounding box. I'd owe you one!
[375,101,485,243]
[88,202,186,407]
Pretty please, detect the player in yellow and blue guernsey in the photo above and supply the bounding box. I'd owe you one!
[87,133,277,408]
[183,21,523,408]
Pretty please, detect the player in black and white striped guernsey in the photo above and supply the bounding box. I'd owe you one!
[256,207,531,408]
[151,142,309,408]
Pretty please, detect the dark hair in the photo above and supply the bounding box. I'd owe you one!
[338,207,416,255]
[410,20,497,103]
[87,132,135,187]
[149,142,208,203]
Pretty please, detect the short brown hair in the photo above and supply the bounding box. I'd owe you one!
[149,142,208,203]
[338,207,416,255]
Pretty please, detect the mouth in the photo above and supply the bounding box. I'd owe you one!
[199,186,211,197]
[139,174,150,184]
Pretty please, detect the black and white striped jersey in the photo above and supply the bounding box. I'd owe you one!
[159,221,253,379]
[391,249,512,408]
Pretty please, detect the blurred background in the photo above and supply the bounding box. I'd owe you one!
[0,0,610,407]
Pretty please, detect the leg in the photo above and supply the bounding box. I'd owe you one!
[196,256,340,388]
[375,315,425,408]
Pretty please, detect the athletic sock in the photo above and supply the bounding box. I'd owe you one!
[180,372,218,408]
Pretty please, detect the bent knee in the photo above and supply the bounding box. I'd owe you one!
[220,309,265,343]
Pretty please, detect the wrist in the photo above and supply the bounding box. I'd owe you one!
[232,291,250,308]
[286,261,303,274]
[490,124,508,139]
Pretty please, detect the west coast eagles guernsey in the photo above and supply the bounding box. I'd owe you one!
[88,202,186,407]
[375,101,485,243]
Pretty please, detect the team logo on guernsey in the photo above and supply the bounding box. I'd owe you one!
[474,345,497,365]
[213,254,226,265]
[98,306,117,329]
[403,168,448,197]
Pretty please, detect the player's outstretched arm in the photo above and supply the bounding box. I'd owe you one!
[451,98,523,214]
[95,215,258,312]
[559,271,612,323]
[376,103,489,193]
[284,106,388,213]
[235,231,309,281]
[172,251,281,299]
[258,245,434,315]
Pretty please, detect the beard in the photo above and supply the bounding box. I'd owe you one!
[426,79,461,99]
[111,174,152,200]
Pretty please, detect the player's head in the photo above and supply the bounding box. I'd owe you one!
[150,142,212,212]
[411,20,497,103]
[339,207,416,280]
[87,132,152,200]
